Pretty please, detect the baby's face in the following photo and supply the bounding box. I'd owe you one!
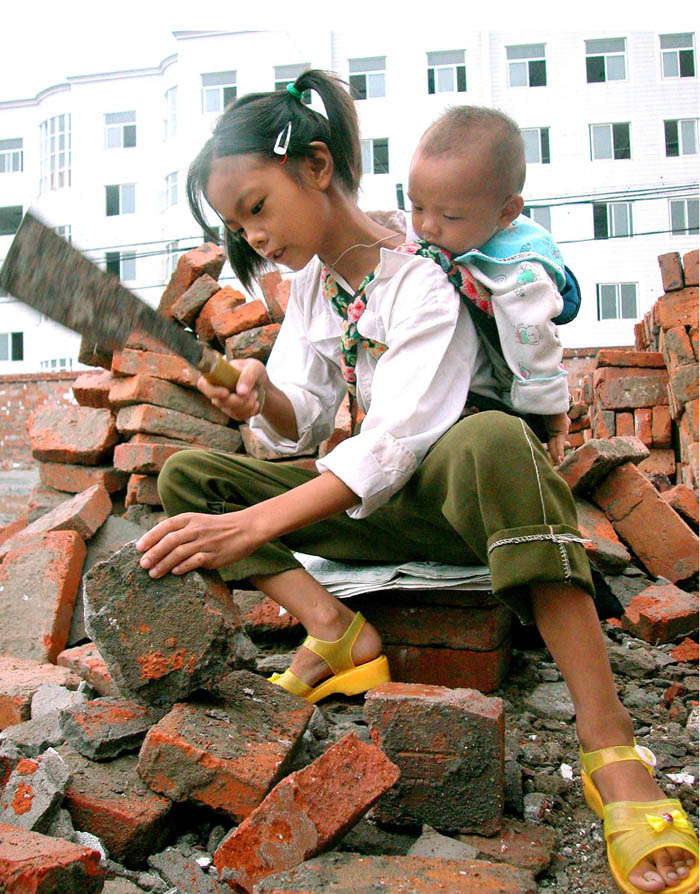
[408,149,509,256]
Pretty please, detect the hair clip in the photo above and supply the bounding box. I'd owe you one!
[286,83,303,100]
[273,121,292,157]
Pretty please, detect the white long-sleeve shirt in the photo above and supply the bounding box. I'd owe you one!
[248,248,500,518]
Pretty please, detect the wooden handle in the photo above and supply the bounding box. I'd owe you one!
[198,347,241,390]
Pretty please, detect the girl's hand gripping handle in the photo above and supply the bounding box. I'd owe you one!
[198,346,241,390]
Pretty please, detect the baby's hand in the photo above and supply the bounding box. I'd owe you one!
[198,358,268,422]
[543,412,570,466]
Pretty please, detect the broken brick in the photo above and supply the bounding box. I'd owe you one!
[78,336,112,370]
[83,542,249,707]
[39,461,128,495]
[259,270,283,306]
[232,589,302,637]
[114,439,188,474]
[109,374,229,425]
[0,823,104,893]
[633,409,653,447]
[56,644,118,697]
[112,347,201,389]
[58,744,172,868]
[0,531,86,663]
[198,296,269,344]
[669,363,699,406]
[661,326,695,373]
[557,437,649,495]
[671,638,699,663]
[622,583,699,644]
[575,498,631,572]
[661,484,699,528]
[0,657,80,731]
[24,484,68,524]
[28,405,118,465]
[651,405,673,448]
[656,287,699,331]
[637,449,677,480]
[683,249,699,287]
[225,323,281,362]
[158,243,226,318]
[458,817,556,875]
[195,286,247,342]
[384,644,509,693]
[0,749,71,833]
[595,349,665,368]
[60,697,164,762]
[213,732,400,891]
[657,251,684,292]
[593,463,699,583]
[239,424,286,460]
[593,367,669,410]
[169,272,222,327]
[148,848,221,893]
[125,474,161,507]
[615,411,634,437]
[365,682,504,834]
[116,404,242,454]
[138,671,313,819]
[72,370,116,408]
[0,516,27,548]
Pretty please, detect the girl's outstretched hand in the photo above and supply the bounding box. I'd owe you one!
[198,358,268,421]
[135,510,261,578]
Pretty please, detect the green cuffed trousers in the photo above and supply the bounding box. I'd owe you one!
[157,411,593,624]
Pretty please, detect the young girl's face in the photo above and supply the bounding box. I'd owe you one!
[206,154,329,270]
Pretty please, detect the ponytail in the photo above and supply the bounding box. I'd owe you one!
[187,69,361,291]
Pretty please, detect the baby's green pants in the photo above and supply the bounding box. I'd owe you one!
[157,411,593,623]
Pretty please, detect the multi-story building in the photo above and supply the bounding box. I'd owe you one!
[0,28,697,373]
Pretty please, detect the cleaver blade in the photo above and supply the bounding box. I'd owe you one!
[0,210,239,389]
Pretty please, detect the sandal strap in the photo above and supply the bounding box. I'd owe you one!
[580,743,656,777]
[303,611,366,675]
[268,669,313,698]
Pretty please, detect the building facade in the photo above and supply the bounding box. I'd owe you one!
[0,28,697,373]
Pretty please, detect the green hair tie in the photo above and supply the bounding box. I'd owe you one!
[286,83,303,100]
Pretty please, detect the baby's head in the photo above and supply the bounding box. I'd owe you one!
[408,106,526,255]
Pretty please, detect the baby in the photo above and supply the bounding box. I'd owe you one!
[407,106,572,464]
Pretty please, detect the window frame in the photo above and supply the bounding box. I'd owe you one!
[522,205,552,232]
[165,171,178,208]
[0,205,23,236]
[427,50,467,94]
[201,71,237,114]
[593,201,633,239]
[360,138,390,175]
[104,111,136,149]
[664,118,699,157]
[596,282,638,320]
[0,331,24,362]
[39,113,71,192]
[349,57,386,100]
[164,87,177,140]
[105,250,136,281]
[274,64,311,102]
[105,183,136,217]
[0,138,23,174]
[585,37,627,83]
[521,127,550,164]
[670,197,699,235]
[589,122,631,160]
[660,33,696,79]
[506,44,547,87]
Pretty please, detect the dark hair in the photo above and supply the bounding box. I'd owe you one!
[420,105,526,196]
[187,69,361,291]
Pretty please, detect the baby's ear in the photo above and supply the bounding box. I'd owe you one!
[500,194,524,228]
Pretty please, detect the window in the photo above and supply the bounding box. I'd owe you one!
[165,241,180,279]
[507,44,546,87]
[585,38,626,83]
[105,250,136,281]
[664,119,698,156]
[165,172,178,208]
[39,114,71,191]
[0,138,23,173]
[660,33,695,78]
[349,57,386,99]
[590,123,631,160]
[0,332,23,362]
[597,283,637,320]
[521,128,550,164]
[40,357,72,370]
[105,183,135,216]
[361,139,389,174]
[395,183,405,210]
[274,64,311,102]
[522,205,552,232]
[202,226,222,244]
[0,205,22,236]
[670,198,699,235]
[427,50,466,94]
[164,87,177,139]
[593,202,633,239]
[105,111,136,149]
[54,225,71,243]
[201,71,237,114]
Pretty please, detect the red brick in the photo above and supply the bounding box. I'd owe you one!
[622,583,699,644]
[58,744,172,868]
[652,405,673,448]
[575,497,631,572]
[253,852,536,893]
[114,439,187,474]
[591,406,616,439]
[658,252,685,292]
[158,242,225,317]
[111,347,200,389]
[685,399,699,438]
[169,273,221,327]
[115,404,242,453]
[656,287,699,331]
[0,531,85,663]
[28,405,118,465]
[124,330,171,355]
[661,325,695,374]
[0,656,80,731]
[593,366,669,410]
[634,322,646,352]
[669,363,699,406]
[225,323,281,362]
[615,411,634,437]
[385,644,509,693]
[569,411,590,434]
[0,516,27,548]
[56,643,119,697]
[125,473,161,507]
[24,483,72,523]
[194,286,247,342]
[273,278,291,318]
[637,448,677,480]
[109,374,228,425]
[239,423,286,460]
[596,349,665,368]
[365,683,505,834]
[39,461,128,495]
[671,637,699,663]
[458,817,556,875]
[661,484,699,527]
[683,249,699,287]
[557,436,649,495]
[0,823,105,893]
[138,671,313,819]
[0,484,112,560]
[593,463,699,582]
[214,733,400,891]
[197,296,269,344]
[232,589,302,636]
[259,270,283,304]
[60,697,164,761]
[633,408,653,447]
[78,336,112,370]
[262,274,290,323]
[72,370,115,408]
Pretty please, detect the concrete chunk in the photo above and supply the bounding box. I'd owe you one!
[60,697,165,761]
[0,748,71,832]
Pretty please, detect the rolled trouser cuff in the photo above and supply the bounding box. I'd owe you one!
[218,549,302,583]
[487,524,593,605]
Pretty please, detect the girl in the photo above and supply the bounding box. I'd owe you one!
[135,70,697,894]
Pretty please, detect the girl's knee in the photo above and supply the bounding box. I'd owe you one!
[454,411,535,458]
[157,449,208,505]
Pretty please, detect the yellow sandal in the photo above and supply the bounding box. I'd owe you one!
[268,611,390,705]
[580,743,699,894]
